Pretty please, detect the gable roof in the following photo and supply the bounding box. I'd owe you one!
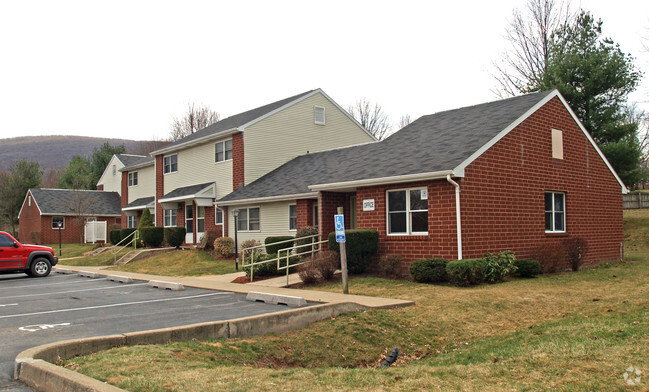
[152,90,317,155]
[120,155,155,171]
[218,89,626,204]
[96,154,147,186]
[22,188,122,216]
[159,182,215,202]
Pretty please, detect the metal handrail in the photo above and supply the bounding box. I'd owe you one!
[112,230,139,264]
[241,234,324,284]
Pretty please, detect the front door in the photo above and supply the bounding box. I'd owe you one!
[185,204,194,244]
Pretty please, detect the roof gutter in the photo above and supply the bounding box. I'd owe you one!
[308,170,455,192]
[216,192,318,207]
[446,174,463,260]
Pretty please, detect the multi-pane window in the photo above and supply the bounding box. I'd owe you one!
[545,192,565,232]
[197,207,205,233]
[164,209,177,227]
[236,207,260,231]
[314,106,325,125]
[128,172,138,187]
[127,215,137,228]
[51,216,65,229]
[215,140,233,162]
[387,188,428,235]
[289,205,297,230]
[215,207,223,225]
[163,155,178,174]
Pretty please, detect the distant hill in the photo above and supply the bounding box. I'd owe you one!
[0,136,167,172]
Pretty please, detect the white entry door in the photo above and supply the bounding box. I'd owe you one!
[185,204,194,244]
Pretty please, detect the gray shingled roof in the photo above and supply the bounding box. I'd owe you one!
[154,90,315,153]
[120,155,154,171]
[160,182,214,200]
[123,196,155,209]
[218,90,554,203]
[116,154,147,167]
[29,188,122,216]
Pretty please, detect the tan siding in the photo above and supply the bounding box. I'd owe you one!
[97,156,124,194]
[128,165,155,203]
[163,140,233,199]
[227,201,296,250]
[244,92,374,184]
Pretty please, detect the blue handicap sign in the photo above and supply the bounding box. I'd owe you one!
[334,214,345,243]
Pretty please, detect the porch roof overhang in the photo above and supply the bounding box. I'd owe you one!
[158,182,216,209]
[215,192,318,207]
[122,196,156,216]
[308,170,456,192]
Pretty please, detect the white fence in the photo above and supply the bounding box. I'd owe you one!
[85,221,107,243]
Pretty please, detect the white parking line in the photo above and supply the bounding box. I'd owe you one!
[0,292,231,319]
[0,303,18,307]
[2,283,148,299]
[0,278,105,290]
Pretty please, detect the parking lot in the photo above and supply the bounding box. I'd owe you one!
[0,271,299,391]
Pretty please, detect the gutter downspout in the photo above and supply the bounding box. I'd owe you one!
[446,174,463,260]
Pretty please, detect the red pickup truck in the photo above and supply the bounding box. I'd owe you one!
[0,231,58,277]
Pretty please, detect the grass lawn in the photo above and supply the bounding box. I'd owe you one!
[63,210,649,391]
[107,249,236,276]
[45,243,96,259]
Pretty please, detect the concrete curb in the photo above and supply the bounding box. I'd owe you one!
[15,302,365,392]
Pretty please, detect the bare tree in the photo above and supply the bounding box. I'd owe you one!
[348,99,392,140]
[398,115,412,130]
[494,0,574,96]
[170,103,220,141]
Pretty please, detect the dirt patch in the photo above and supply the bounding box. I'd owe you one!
[231,275,276,284]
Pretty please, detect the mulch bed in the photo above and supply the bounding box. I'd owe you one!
[231,275,276,284]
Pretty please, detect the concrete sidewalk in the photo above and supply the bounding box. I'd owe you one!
[53,265,414,309]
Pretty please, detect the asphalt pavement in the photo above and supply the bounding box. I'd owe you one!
[0,272,296,391]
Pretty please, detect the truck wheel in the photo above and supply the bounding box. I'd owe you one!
[30,258,52,277]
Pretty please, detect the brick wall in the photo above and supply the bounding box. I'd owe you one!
[155,155,164,227]
[319,192,353,249]
[18,193,41,243]
[36,216,120,244]
[233,132,244,190]
[96,184,104,191]
[296,199,311,229]
[120,172,128,228]
[350,96,623,270]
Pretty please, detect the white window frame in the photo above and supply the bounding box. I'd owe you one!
[312,203,319,229]
[314,106,325,125]
[236,207,260,232]
[288,204,297,231]
[128,171,138,187]
[163,209,177,227]
[163,155,178,174]
[51,216,65,229]
[196,206,205,234]
[386,187,428,236]
[545,192,566,233]
[127,215,137,228]
[112,165,116,175]
[215,207,223,226]
[215,139,233,163]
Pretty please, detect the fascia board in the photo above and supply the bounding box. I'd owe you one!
[151,129,240,155]
[237,90,321,130]
[96,155,123,186]
[317,89,378,141]
[215,192,318,207]
[120,160,154,172]
[308,171,454,192]
[159,184,215,204]
[18,190,42,219]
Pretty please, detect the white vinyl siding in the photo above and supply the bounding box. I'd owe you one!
[163,141,233,199]
[227,201,297,248]
[244,92,374,184]
[97,155,125,194]
[128,165,155,203]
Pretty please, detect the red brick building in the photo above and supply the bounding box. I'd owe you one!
[18,189,121,244]
[219,90,626,269]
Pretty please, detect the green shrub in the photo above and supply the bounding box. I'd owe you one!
[265,236,294,255]
[295,226,319,256]
[109,230,121,245]
[164,227,186,249]
[138,209,154,228]
[214,237,235,258]
[378,254,404,277]
[244,253,297,278]
[483,250,517,283]
[140,227,164,247]
[119,228,137,246]
[514,259,541,277]
[446,259,487,287]
[409,258,448,283]
[328,229,379,274]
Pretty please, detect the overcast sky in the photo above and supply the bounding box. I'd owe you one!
[1,0,647,142]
